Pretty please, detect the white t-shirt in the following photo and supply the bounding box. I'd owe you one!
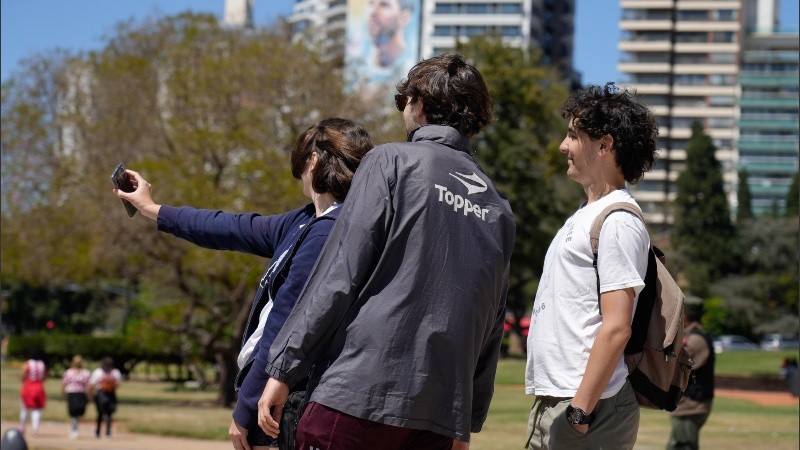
[525,189,649,398]
[89,368,122,392]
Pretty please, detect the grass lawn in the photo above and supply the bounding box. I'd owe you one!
[2,353,798,449]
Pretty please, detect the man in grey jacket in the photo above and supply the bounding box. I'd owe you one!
[257,53,515,450]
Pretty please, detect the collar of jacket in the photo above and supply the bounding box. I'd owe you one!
[407,125,470,154]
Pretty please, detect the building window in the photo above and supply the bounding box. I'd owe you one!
[709,53,737,64]
[709,95,735,106]
[500,26,521,37]
[433,25,455,36]
[677,10,708,21]
[712,10,736,21]
[676,32,707,43]
[633,74,670,84]
[465,26,486,37]
[712,31,736,43]
[499,4,523,14]
[465,4,490,14]
[674,96,706,107]
[434,4,456,14]
[709,74,736,85]
[674,74,707,85]
[708,117,735,128]
[640,95,668,106]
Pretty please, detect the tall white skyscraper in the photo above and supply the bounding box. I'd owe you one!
[737,0,799,215]
[618,0,743,227]
[224,0,255,28]
[619,0,798,225]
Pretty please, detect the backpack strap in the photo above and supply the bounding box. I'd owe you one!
[590,202,646,315]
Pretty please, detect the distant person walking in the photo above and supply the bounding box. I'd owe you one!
[667,297,715,450]
[88,357,122,439]
[19,353,47,436]
[61,355,91,439]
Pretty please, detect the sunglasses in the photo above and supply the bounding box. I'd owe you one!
[394,94,409,112]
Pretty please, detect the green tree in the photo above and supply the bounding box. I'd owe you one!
[785,171,799,217]
[736,169,753,222]
[672,122,738,295]
[1,13,398,405]
[458,37,582,329]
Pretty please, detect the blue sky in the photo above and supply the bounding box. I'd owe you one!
[1,1,798,84]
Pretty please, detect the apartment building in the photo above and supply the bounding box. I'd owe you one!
[737,4,799,215]
[618,0,743,227]
[288,0,578,86]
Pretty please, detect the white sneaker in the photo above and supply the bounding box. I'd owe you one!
[69,430,79,440]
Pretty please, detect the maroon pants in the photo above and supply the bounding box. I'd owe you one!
[295,401,454,450]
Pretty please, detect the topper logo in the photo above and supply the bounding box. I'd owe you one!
[449,172,488,195]
[434,184,489,221]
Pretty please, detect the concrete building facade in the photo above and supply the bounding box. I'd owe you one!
[618,0,798,224]
[618,0,743,226]
[737,5,799,215]
[288,0,578,84]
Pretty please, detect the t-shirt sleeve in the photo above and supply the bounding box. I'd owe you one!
[597,211,649,295]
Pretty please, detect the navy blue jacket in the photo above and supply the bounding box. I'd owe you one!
[157,203,339,428]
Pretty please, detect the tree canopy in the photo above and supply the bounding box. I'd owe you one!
[459,37,582,322]
[672,122,739,295]
[1,12,400,404]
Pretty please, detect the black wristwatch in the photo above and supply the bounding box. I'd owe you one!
[565,404,595,425]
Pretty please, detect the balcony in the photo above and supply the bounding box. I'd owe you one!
[739,75,800,86]
[738,119,800,130]
[737,140,799,152]
[739,97,800,109]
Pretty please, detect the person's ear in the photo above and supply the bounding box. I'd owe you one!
[306,151,319,173]
[599,134,614,154]
[413,98,427,125]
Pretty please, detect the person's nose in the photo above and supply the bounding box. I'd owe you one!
[559,137,569,153]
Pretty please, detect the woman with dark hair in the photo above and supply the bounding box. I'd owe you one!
[88,356,122,439]
[18,351,47,436]
[115,118,373,450]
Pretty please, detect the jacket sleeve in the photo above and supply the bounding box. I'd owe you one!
[157,205,301,258]
[470,268,509,432]
[231,227,332,427]
[265,149,393,387]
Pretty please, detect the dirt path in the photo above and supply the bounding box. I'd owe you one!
[716,388,799,406]
[0,420,229,450]
[2,390,796,449]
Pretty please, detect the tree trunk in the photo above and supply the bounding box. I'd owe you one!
[217,351,238,408]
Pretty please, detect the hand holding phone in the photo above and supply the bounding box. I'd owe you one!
[110,163,138,217]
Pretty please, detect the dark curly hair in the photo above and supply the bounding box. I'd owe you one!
[561,82,658,183]
[290,118,373,202]
[396,53,494,137]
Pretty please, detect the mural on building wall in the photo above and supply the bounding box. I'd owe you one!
[345,0,420,94]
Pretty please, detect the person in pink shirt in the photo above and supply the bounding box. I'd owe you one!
[61,355,91,439]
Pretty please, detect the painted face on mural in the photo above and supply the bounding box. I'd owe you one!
[367,0,410,48]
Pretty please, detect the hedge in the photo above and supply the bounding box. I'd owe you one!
[6,333,182,376]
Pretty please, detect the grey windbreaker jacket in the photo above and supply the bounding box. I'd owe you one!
[266,125,516,441]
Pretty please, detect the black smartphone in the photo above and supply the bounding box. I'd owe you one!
[110,162,138,218]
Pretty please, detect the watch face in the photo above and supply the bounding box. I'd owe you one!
[566,406,588,424]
